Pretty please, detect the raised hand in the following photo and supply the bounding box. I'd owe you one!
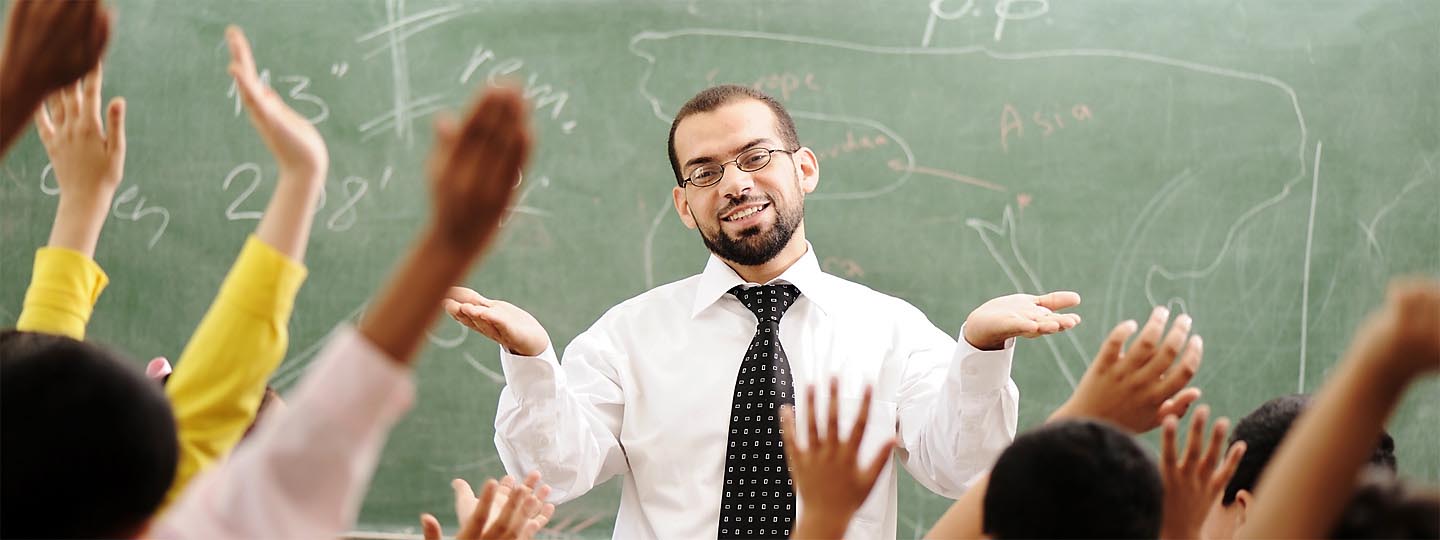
[33,65,126,256]
[421,472,555,540]
[36,66,126,200]
[356,84,530,363]
[1052,305,1202,433]
[443,287,550,357]
[781,379,896,540]
[962,291,1082,350]
[225,25,327,180]
[0,0,112,155]
[1347,278,1440,384]
[1159,406,1246,540]
[426,86,531,250]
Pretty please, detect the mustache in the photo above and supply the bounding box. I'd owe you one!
[716,194,772,219]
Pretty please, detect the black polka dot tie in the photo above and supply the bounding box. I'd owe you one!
[718,284,800,540]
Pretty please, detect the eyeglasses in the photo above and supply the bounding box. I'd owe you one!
[680,147,795,188]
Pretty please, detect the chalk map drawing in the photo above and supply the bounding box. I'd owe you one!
[629,28,1315,395]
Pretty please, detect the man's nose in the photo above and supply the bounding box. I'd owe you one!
[719,166,756,201]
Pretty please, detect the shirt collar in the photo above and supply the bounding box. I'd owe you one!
[691,242,836,318]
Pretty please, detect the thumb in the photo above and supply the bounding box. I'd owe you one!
[420,513,443,540]
[106,97,126,156]
[446,286,490,305]
[452,478,476,500]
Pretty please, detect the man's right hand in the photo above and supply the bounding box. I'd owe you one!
[444,286,551,357]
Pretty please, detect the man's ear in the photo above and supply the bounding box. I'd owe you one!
[673,185,697,229]
[1234,489,1253,524]
[794,146,819,194]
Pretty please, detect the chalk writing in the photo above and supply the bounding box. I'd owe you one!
[704,69,822,101]
[111,185,171,249]
[223,163,265,221]
[921,0,1050,46]
[38,163,169,249]
[999,102,1093,152]
[461,45,578,134]
[226,70,330,124]
[815,131,888,160]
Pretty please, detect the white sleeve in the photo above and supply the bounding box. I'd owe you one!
[152,324,415,540]
[894,318,1019,498]
[493,326,629,503]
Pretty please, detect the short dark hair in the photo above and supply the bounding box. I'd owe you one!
[1224,394,1397,505]
[1330,466,1439,538]
[666,85,801,186]
[1,330,179,539]
[983,419,1162,539]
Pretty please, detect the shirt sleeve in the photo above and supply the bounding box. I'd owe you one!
[15,247,110,340]
[151,324,414,540]
[493,325,630,503]
[895,315,1020,498]
[161,235,307,506]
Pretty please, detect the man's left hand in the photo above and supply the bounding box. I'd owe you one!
[962,291,1082,350]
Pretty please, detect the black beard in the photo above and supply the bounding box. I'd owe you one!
[699,196,803,267]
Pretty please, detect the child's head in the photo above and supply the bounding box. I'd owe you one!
[983,419,1162,539]
[1203,394,1397,539]
[0,330,178,539]
[1329,465,1439,538]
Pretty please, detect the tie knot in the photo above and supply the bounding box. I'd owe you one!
[729,284,801,322]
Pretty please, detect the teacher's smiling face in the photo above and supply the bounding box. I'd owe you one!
[671,98,818,267]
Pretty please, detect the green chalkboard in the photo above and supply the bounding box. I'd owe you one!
[2,1,1437,537]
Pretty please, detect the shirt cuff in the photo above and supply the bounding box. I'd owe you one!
[16,246,110,339]
[952,323,1015,394]
[291,324,416,436]
[216,236,308,320]
[499,343,560,403]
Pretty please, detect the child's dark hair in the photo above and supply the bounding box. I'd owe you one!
[1,330,179,538]
[1225,394,1397,505]
[983,419,1162,539]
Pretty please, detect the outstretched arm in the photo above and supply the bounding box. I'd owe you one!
[161,25,329,505]
[1241,279,1440,538]
[153,72,532,540]
[926,306,1204,539]
[15,66,125,339]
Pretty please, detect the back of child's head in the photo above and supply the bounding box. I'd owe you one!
[1225,394,1397,505]
[983,418,1162,539]
[0,330,178,539]
[1330,466,1439,539]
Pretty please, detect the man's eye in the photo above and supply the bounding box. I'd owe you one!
[693,169,721,183]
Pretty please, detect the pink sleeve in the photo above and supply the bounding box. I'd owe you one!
[151,325,415,540]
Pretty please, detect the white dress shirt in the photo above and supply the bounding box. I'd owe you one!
[495,245,1019,540]
[154,325,415,539]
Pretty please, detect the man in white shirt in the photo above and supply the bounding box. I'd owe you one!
[445,85,1082,540]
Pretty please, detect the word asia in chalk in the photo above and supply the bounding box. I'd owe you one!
[999,102,1094,152]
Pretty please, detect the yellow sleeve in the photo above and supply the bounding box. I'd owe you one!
[161,235,307,506]
[15,247,109,340]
